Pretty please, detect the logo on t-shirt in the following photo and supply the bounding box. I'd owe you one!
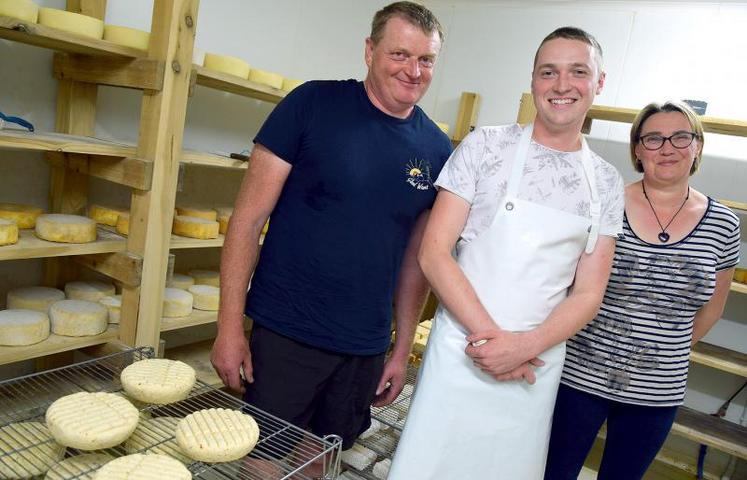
[405,159,433,191]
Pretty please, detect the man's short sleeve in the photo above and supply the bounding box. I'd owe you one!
[434,128,486,204]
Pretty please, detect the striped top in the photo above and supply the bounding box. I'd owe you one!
[561,198,740,406]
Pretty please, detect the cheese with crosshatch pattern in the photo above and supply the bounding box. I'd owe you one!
[121,358,196,404]
[175,408,260,462]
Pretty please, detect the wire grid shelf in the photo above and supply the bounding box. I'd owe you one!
[0,347,341,479]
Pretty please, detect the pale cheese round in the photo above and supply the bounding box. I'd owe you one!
[0,422,65,479]
[0,0,39,23]
[65,280,116,302]
[281,78,304,92]
[7,286,66,312]
[166,273,194,290]
[99,295,122,324]
[188,284,219,311]
[103,25,150,51]
[115,212,129,236]
[45,392,139,450]
[175,408,260,463]
[121,358,196,405]
[248,68,283,89]
[0,202,43,229]
[35,214,97,244]
[0,309,50,346]
[175,206,216,221]
[49,299,108,336]
[0,218,18,246]
[93,453,190,480]
[38,8,104,39]
[162,288,193,317]
[87,204,126,227]
[203,53,250,78]
[188,269,219,287]
[172,215,219,239]
[217,210,230,234]
[124,416,191,463]
[45,452,114,480]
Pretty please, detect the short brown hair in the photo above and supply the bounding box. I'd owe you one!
[370,1,444,45]
[630,101,705,175]
[533,26,603,72]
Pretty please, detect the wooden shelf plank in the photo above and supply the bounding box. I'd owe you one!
[181,150,248,170]
[691,342,747,377]
[671,406,747,459]
[169,233,225,249]
[731,281,747,295]
[161,310,217,332]
[0,325,119,366]
[720,199,747,212]
[0,227,126,261]
[193,65,287,103]
[0,129,135,157]
[0,15,143,57]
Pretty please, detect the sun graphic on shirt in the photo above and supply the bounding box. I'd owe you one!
[405,159,432,191]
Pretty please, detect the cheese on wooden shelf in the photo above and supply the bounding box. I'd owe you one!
[163,288,193,317]
[217,212,230,234]
[65,280,116,302]
[0,218,18,246]
[0,202,43,228]
[175,206,217,221]
[38,8,104,39]
[99,295,122,324]
[0,309,50,346]
[188,269,220,287]
[88,204,126,227]
[7,286,65,313]
[172,215,219,239]
[203,53,250,78]
[282,78,304,92]
[0,0,39,23]
[188,284,219,311]
[103,25,150,51]
[248,68,283,89]
[35,214,97,243]
[167,273,194,290]
[116,212,130,236]
[49,299,108,336]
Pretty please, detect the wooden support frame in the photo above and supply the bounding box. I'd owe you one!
[47,152,153,190]
[452,92,481,144]
[53,53,165,91]
[74,251,143,287]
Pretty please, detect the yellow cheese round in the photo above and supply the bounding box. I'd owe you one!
[188,284,219,311]
[65,280,116,302]
[88,204,126,227]
[203,53,250,78]
[35,214,97,243]
[435,121,450,134]
[166,273,194,290]
[7,286,65,312]
[45,452,115,480]
[0,218,19,246]
[0,309,50,346]
[121,358,196,404]
[282,78,304,92]
[124,417,191,463]
[93,453,190,480]
[175,205,216,221]
[49,299,108,336]
[38,8,104,39]
[103,25,150,51]
[0,0,39,23]
[163,288,193,317]
[734,267,747,284]
[115,212,130,236]
[217,212,231,234]
[0,422,65,479]
[188,269,220,287]
[175,408,260,463]
[172,215,219,240]
[0,202,43,229]
[248,68,283,89]
[99,295,122,324]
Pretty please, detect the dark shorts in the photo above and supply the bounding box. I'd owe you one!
[244,323,386,450]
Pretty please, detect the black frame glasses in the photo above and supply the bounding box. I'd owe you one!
[639,132,699,150]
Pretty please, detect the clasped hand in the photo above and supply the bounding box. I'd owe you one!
[464,328,544,384]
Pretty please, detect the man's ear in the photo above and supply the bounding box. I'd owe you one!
[596,71,606,95]
[365,37,374,68]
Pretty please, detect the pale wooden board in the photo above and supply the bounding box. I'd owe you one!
[731,281,747,295]
[719,199,747,212]
[0,129,135,157]
[0,227,126,261]
[160,310,217,332]
[0,325,118,366]
[169,233,225,249]
[672,406,747,459]
[691,342,747,377]
[181,150,248,170]
[194,65,286,103]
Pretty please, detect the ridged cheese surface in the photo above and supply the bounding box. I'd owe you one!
[166,273,194,290]
[35,214,97,243]
[45,392,139,450]
[0,218,19,246]
[103,25,149,51]
[0,0,39,23]
[124,417,191,463]
[189,269,220,287]
[8,286,65,312]
[0,202,43,229]
[65,280,116,302]
[49,299,108,336]
[175,408,260,462]
[92,453,190,480]
[203,53,250,78]
[175,206,216,221]
[38,8,104,39]
[0,309,50,346]
[121,358,196,405]
[0,422,65,479]
[172,215,219,239]
[248,69,283,89]
[99,295,122,324]
[88,204,125,227]
[162,288,193,317]
[45,452,114,480]
[188,284,219,311]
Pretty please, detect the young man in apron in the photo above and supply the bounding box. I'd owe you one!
[389,27,625,479]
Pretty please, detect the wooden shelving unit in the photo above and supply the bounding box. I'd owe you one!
[0,325,119,366]
[160,310,217,332]
[672,407,747,460]
[181,150,248,169]
[691,342,747,377]
[193,65,286,103]
[0,228,125,261]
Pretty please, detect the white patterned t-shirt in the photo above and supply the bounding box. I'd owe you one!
[435,124,625,246]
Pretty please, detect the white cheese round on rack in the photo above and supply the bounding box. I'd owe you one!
[203,53,250,78]
[65,280,116,302]
[188,269,220,287]
[99,295,122,324]
[38,8,104,39]
[0,202,43,228]
[49,299,108,336]
[162,288,193,317]
[0,0,39,23]
[166,273,194,290]
[0,422,65,479]
[188,284,219,311]
[0,309,49,346]
[93,453,190,480]
[172,215,219,239]
[124,416,191,463]
[175,408,260,462]
[121,358,196,405]
[0,218,19,246]
[103,25,150,51]
[35,214,97,243]
[45,452,114,480]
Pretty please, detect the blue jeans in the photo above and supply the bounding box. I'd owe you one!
[544,384,678,480]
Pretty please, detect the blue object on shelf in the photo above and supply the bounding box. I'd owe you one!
[0,111,35,132]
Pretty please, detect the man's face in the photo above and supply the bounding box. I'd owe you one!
[531,38,605,134]
[364,16,441,118]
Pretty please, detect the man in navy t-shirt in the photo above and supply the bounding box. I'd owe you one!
[211,1,451,471]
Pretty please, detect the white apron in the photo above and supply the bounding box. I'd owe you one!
[388,124,600,480]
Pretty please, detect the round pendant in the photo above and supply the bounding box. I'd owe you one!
[658,232,670,243]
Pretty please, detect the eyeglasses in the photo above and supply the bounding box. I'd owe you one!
[639,132,699,150]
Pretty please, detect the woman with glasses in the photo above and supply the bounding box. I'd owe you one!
[544,101,740,480]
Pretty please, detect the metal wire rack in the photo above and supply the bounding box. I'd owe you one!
[0,347,341,479]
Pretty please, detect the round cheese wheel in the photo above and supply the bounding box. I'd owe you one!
[103,25,150,51]
[175,206,216,221]
[217,213,230,234]
[281,78,304,92]
[188,269,219,287]
[188,284,219,311]
[88,204,126,227]
[166,273,194,290]
[65,280,116,302]
[99,294,122,324]
[0,218,19,246]
[124,417,191,463]
[115,212,129,236]
[121,358,196,405]
[0,309,50,346]
[172,215,219,239]
[0,422,65,479]
[162,288,193,317]
[0,0,39,23]
[248,68,283,89]
[93,453,190,480]
[38,8,104,39]
[45,452,115,480]
[49,299,108,336]
[0,202,43,229]
[203,53,250,78]
[35,214,97,243]
[175,408,260,463]
[7,286,65,313]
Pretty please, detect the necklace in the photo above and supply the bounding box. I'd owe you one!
[641,181,690,243]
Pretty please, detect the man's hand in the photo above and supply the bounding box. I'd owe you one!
[464,328,536,377]
[372,356,408,407]
[210,325,252,394]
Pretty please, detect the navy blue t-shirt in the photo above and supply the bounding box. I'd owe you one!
[246,79,451,355]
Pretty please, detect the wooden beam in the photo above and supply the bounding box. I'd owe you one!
[54,53,165,91]
[49,152,153,190]
[74,251,143,287]
[79,340,132,358]
[517,92,536,125]
[194,65,285,103]
[691,342,747,377]
[672,406,747,459]
[453,92,481,142]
